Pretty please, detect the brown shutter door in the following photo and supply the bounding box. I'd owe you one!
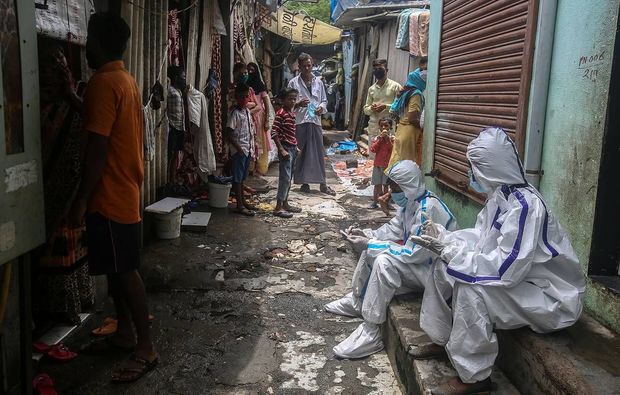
[433,0,538,200]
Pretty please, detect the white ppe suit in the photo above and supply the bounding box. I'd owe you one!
[419,128,585,383]
[327,160,456,358]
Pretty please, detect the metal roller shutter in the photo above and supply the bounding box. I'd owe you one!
[433,0,538,200]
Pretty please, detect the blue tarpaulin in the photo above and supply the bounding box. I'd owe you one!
[331,0,421,22]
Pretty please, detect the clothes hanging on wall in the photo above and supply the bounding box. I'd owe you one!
[210,33,226,162]
[395,9,413,50]
[187,86,216,177]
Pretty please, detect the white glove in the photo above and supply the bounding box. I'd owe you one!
[346,235,369,255]
[347,227,366,237]
[421,220,441,238]
[410,235,446,257]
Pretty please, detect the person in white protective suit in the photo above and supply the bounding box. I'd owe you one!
[411,127,586,395]
[325,160,457,359]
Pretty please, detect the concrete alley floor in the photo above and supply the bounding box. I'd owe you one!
[41,138,403,394]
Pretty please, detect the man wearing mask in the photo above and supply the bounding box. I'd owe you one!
[363,59,402,139]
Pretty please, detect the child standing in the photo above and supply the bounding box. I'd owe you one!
[369,117,394,209]
[272,88,302,218]
[226,83,257,216]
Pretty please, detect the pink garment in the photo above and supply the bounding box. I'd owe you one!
[409,11,420,57]
[418,11,430,57]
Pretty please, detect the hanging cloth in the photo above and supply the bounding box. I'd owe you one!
[395,10,413,50]
[409,10,421,56]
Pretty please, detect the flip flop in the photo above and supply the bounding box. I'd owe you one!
[235,208,255,217]
[91,317,118,336]
[91,315,155,336]
[33,374,58,395]
[273,210,293,218]
[283,205,302,213]
[111,353,159,384]
[320,185,336,196]
[46,343,78,362]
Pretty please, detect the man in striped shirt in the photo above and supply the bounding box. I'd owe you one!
[272,88,302,218]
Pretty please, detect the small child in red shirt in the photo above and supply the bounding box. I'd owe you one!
[369,117,394,209]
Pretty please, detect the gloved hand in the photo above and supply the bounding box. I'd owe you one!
[346,226,366,237]
[410,235,447,257]
[346,234,369,255]
[421,220,441,238]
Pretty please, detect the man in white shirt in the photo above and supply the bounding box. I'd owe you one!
[288,53,335,196]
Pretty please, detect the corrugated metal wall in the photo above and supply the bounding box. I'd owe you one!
[377,19,420,85]
[121,1,169,207]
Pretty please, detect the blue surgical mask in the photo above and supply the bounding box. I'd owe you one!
[391,192,408,208]
[468,170,486,194]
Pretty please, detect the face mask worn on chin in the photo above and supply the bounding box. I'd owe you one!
[468,171,486,194]
[391,192,408,208]
[373,69,386,80]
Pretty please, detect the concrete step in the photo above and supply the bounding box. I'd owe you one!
[495,312,620,394]
[385,294,620,395]
[384,294,520,395]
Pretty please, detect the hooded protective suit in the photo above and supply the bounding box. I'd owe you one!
[326,160,456,358]
[419,128,585,383]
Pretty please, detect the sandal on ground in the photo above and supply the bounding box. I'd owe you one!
[320,185,336,196]
[91,317,118,336]
[92,315,155,336]
[300,184,311,193]
[368,202,379,209]
[235,208,255,217]
[431,377,493,395]
[80,336,135,354]
[408,342,446,360]
[46,343,78,362]
[283,204,301,213]
[273,210,293,218]
[111,353,159,384]
[33,374,57,395]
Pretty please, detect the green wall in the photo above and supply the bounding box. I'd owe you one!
[423,0,620,332]
[539,0,620,332]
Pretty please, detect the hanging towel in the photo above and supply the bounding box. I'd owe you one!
[395,10,413,50]
[143,105,156,162]
[409,10,421,56]
[187,86,217,178]
[418,11,431,57]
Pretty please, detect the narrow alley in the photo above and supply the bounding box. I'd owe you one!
[41,133,402,394]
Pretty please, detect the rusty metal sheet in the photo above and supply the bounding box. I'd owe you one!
[433,0,537,203]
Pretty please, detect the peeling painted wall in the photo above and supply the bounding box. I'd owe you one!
[423,0,620,333]
[539,0,620,332]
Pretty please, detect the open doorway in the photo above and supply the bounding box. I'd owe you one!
[589,13,620,293]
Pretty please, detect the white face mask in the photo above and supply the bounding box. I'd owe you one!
[420,70,428,82]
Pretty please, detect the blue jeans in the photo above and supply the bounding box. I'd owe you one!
[277,144,297,202]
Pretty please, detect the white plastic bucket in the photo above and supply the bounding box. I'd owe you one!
[208,182,232,208]
[153,207,182,239]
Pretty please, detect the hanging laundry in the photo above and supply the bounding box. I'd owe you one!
[187,86,217,177]
[409,10,421,56]
[395,9,413,50]
[143,105,156,162]
[168,10,182,66]
[210,33,226,162]
[418,10,431,57]
[213,0,227,36]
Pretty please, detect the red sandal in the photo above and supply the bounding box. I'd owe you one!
[33,373,58,395]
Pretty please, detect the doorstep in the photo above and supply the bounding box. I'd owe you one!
[384,294,519,395]
[385,293,620,395]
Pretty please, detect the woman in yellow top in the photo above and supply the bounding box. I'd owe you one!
[387,66,427,170]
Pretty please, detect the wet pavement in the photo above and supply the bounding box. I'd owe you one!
[40,137,403,394]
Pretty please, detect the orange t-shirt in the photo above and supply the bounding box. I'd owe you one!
[83,61,144,224]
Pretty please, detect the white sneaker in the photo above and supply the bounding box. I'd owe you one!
[324,293,362,317]
[333,322,384,359]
